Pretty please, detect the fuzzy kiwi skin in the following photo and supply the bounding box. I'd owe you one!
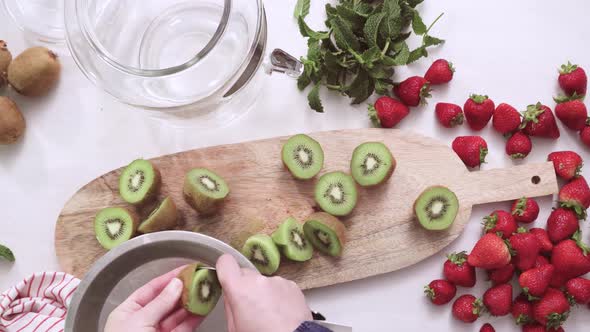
[0,97,25,144]
[305,212,347,253]
[138,197,178,233]
[183,180,225,215]
[178,263,201,311]
[0,40,12,88]
[8,47,60,97]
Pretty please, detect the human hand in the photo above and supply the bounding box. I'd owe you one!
[104,266,203,332]
[216,254,312,332]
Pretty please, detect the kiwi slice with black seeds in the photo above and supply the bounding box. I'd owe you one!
[183,168,229,215]
[314,171,358,216]
[414,186,459,231]
[178,262,222,316]
[241,234,280,275]
[282,134,324,180]
[303,212,346,257]
[138,196,178,233]
[94,207,139,250]
[350,142,396,187]
[272,217,313,262]
[119,159,161,205]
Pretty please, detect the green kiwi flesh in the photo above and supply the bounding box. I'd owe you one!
[350,142,396,187]
[183,168,229,215]
[138,197,178,233]
[314,171,358,216]
[178,263,222,316]
[414,186,459,231]
[241,234,280,275]
[303,212,346,257]
[94,207,138,250]
[119,159,160,205]
[271,217,313,262]
[282,134,324,180]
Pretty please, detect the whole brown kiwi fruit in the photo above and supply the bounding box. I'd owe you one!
[8,46,60,96]
[0,97,25,144]
[0,40,12,88]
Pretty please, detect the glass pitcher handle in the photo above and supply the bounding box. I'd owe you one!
[264,48,303,78]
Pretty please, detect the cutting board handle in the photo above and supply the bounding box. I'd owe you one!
[465,162,558,206]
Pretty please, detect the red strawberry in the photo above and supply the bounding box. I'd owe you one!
[529,228,553,254]
[558,176,590,219]
[547,208,579,243]
[512,293,534,325]
[558,61,587,96]
[581,122,590,148]
[464,94,495,130]
[533,288,570,329]
[483,210,517,239]
[368,96,410,128]
[443,251,476,287]
[522,324,564,332]
[393,76,431,107]
[435,103,464,128]
[452,136,488,168]
[565,277,590,304]
[548,151,583,181]
[468,233,511,270]
[480,323,495,332]
[452,294,482,323]
[488,263,515,285]
[510,227,542,271]
[424,279,457,305]
[551,231,590,283]
[535,255,550,268]
[425,59,454,85]
[521,103,560,139]
[519,264,554,299]
[511,197,540,224]
[493,103,521,134]
[554,95,588,130]
[506,132,532,159]
[483,283,513,316]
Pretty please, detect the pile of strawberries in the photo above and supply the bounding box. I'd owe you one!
[424,151,590,331]
[370,60,590,168]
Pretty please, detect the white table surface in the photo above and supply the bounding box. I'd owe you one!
[1,0,590,331]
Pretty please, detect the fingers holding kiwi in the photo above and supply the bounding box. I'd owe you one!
[178,263,222,316]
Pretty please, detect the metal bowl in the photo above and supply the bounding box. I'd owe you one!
[65,231,255,332]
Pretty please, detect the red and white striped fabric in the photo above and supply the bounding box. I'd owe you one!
[0,272,80,332]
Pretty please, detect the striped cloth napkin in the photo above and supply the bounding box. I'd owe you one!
[0,272,80,332]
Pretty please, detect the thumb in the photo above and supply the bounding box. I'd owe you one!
[138,277,183,325]
[216,254,242,294]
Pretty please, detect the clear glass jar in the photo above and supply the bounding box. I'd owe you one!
[64,0,267,124]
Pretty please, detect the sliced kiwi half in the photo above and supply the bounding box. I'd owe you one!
[314,171,358,216]
[241,234,280,275]
[94,207,139,250]
[183,168,229,215]
[303,212,346,257]
[178,262,222,316]
[414,186,459,231]
[282,134,324,180]
[271,217,313,262]
[138,197,178,233]
[350,142,396,187]
[119,159,161,205]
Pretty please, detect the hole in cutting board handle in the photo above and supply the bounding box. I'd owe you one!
[531,176,541,184]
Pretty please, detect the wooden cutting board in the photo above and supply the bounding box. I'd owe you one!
[55,129,558,290]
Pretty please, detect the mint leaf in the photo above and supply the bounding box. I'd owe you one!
[353,2,375,17]
[379,0,402,39]
[0,244,14,262]
[424,34,445,47]
[391,41,410,65]
[368,64,394,79]
[308,84,324,112]
[336,4,365,31]
[361,46,383,68]
[293,0,311,19]
[407,46,428,64]
[383,0,402,17]
[331,16,361,51]
[346,70,375,104]
[407,0,425,8]
[412,10,427,35]
[364,12,386,48]
[298,16,330,40]
[375,79,394,96]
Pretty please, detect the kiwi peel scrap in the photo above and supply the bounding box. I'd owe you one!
[414,186,459,231]
[272,217,313,262]
[314,171,358,217]
[350,142,396,187]
[119,159,161,205]
[281,134,324,180]
[138,196,178,233]
[303,212,346,257]
[94,207,139,250]
[178,263,222,316]
[241,234,281,275]
[183,168,229,215]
